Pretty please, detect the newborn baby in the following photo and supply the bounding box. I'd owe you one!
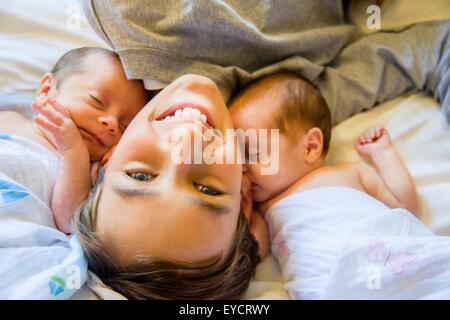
[231,72,417,216]
[30,47,150,233]
[229,73,450,299]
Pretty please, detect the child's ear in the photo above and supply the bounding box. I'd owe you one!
[303,127,324,165]
[250,212,270,259]
[240,175,254,224]
[35,73,56,102]
[240,188,270,259]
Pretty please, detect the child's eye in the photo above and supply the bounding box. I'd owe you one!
[194,182,224,196]
[126,171,152,181]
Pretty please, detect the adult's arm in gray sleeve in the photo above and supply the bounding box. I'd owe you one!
[79,0,353,101]
[318,20,450,125]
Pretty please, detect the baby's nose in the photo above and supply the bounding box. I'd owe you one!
[98,115,119,135]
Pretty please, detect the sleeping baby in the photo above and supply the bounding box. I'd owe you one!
[230,72,450,299]
[6,47,150,233]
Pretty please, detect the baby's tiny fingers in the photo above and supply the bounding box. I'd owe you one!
[31,101,45,113]
[373,127,382,138]
[32,101,64,126]
[372,128,379,139]
[357,136,363,145]
[363,131,372,143]
[47,98,70,117]
[31,102,54,120]
[33,115,59,133]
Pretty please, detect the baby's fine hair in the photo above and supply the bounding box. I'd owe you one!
[232,72,332,155]
[51,47,118,87]
[74,170,260,300]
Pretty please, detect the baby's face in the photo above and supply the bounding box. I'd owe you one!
[40,53,150,161]
[230,100,310,203]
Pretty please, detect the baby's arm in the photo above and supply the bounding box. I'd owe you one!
[32,98,91,233]
[355,126,418,215]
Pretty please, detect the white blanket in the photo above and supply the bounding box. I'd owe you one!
[0,134,88,299]
[265,186,450,299]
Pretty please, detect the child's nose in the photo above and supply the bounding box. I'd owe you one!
[98,115,119,135]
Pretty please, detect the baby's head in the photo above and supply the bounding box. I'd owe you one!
[35,47,151,161]
[230,72,331,203]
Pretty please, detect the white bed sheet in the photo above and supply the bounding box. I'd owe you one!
[1,0,449,300]
[0,0,107,101]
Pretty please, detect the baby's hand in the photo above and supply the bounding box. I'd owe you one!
[355,126,393,158]
[32,98,87,158]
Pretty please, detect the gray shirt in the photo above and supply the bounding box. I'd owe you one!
[81,0,449,124]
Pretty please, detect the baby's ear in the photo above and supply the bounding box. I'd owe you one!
[35,73,56,102]
[303,127,324,165]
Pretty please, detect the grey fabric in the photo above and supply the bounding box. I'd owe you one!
[80,0,353,98]
[80,0,449,124]
[319,20,450,123]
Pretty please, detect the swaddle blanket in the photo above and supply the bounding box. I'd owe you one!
[0,133,87,299]
[265,186,450,299]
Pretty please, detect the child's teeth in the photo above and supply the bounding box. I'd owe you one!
[182,108,191,116]
[192,109,201,118]
[162,107,209,127]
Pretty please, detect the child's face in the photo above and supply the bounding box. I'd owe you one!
[231,100,311,203]
[37,53,150,161]
[96,75,245,264]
